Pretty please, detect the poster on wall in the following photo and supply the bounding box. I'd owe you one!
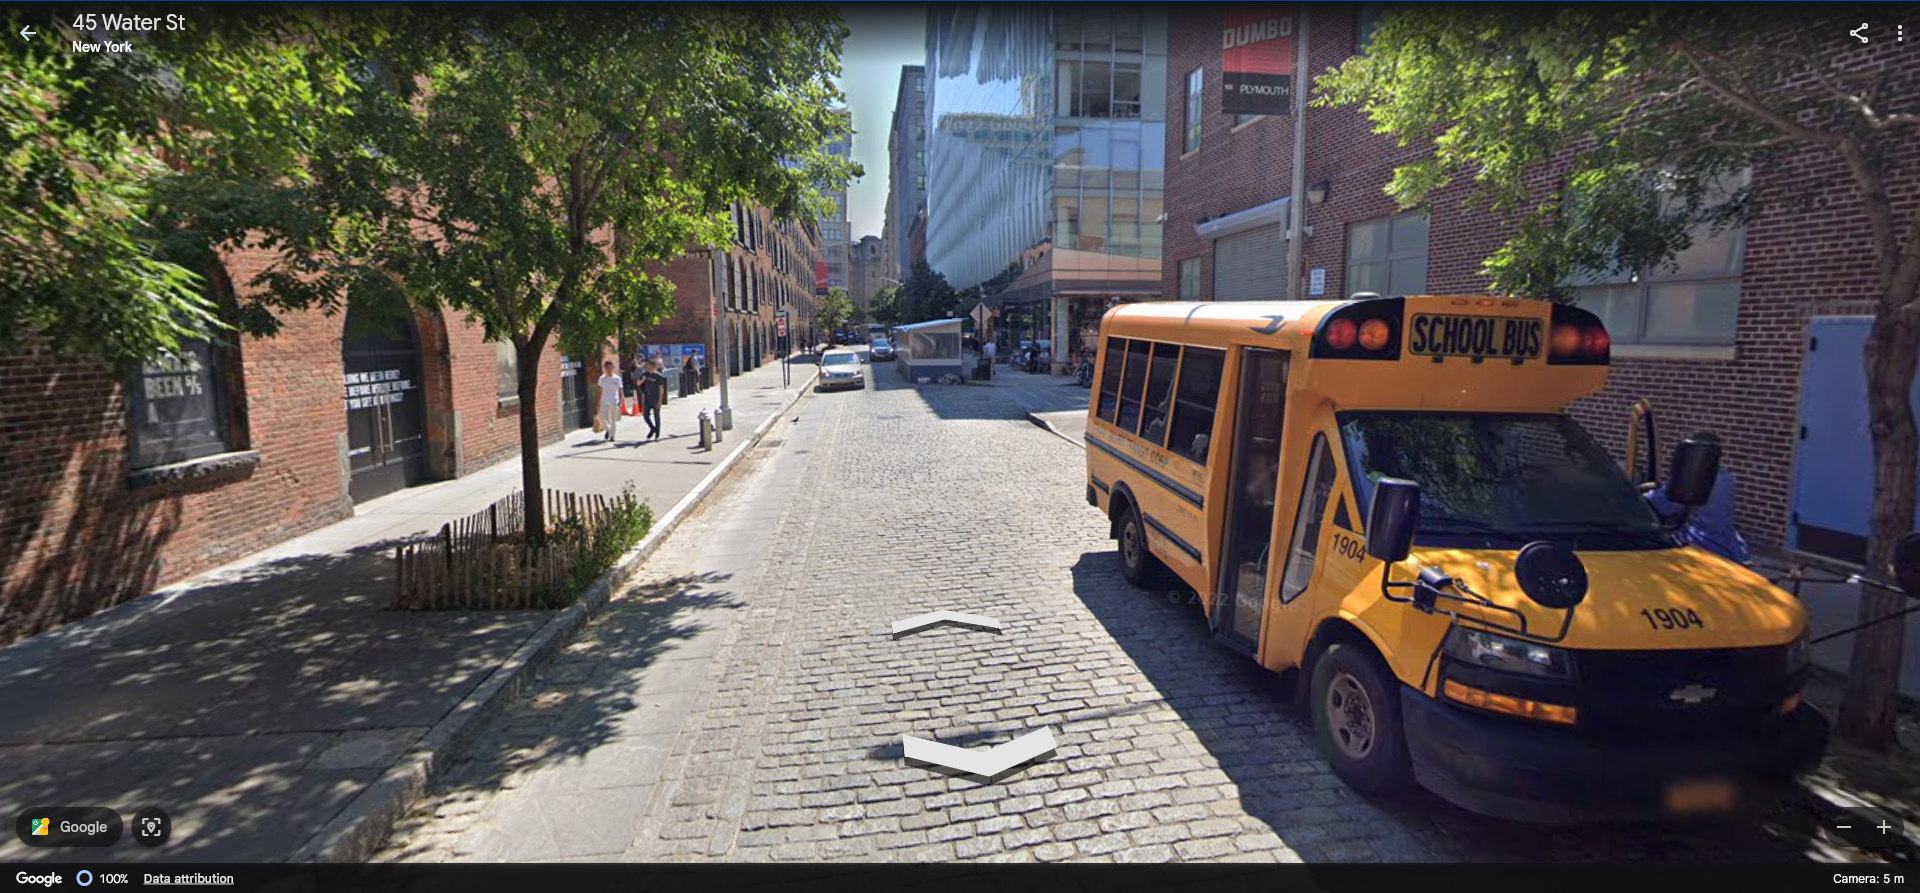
[638,343,708,364]
[1221,7,1296,116]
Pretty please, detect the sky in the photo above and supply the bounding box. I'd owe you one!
[834,4,927,241]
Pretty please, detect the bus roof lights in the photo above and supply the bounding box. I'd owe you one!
[1325,318,1358,351]
[1358,318,1393,351]
[1547,303,1610,366]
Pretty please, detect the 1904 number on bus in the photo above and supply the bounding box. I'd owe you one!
[1640,607,1705,630]
[1332,531,1366,563]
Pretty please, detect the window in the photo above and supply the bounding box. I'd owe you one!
[1138,343,1181,445]
[916,175,925,190]
[1345,213,1429,297]
[1341,411,1665,549]
[1178,258,1202,299]
[1117,339,1153,432]
[1356,4,1391,53]
[1096,338,1128,422]
[495,341,518,398]
[128,338,236,469]
[914,78,924,93]
[1167,347,1225,464]
[1234,114,1264,128]
[1184,68,1204,153]
[1278,435,1338,603]
[1570,170,1749,346]
[1112,62,1143,119]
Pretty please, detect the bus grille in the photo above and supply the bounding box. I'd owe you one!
[1575,645,1797,742]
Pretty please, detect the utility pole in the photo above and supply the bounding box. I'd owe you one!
[698,247,734,430]
[1284,7,1310,302]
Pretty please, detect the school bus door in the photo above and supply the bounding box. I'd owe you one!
[1214,347,1287,652]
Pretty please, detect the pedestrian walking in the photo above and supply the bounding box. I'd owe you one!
[597,361,624,442]
[640,358,668,441]
[622,355,641,416]
[681,354,697,398]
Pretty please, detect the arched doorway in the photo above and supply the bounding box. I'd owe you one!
[342,306,429,503]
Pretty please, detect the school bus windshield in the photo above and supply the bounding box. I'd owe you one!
[1338,412,1670,551]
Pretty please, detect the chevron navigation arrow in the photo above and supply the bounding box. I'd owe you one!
[890,610,1003,638]
[903,727,1057,781]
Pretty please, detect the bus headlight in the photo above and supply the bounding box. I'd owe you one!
[1443,628,1577,680]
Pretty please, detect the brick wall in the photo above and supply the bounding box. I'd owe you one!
[643,205,825,369]
[0,243,566,644]
[1162,7,1920,552]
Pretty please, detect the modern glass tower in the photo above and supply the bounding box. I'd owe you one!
[924,3,1167,372]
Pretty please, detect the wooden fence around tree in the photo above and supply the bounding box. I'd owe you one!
[393,489,621,610]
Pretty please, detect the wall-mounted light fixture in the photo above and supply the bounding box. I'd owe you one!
[1307,180,1331,206]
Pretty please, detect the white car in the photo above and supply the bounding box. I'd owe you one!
[816,349,865,391]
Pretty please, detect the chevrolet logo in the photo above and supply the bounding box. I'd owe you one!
[1669,684,1718,704]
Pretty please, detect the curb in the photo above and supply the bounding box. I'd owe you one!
[293,368,817,863]
[1025,411,1083,448]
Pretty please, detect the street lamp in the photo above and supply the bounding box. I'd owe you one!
[690,246,732,430]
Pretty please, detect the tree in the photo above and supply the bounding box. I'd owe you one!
[268,7,856,542]
[1320,7,1920,749]
[816,286,854,337]
[894,260,958,324]
[870,286,900,326]
[1,10,373,366]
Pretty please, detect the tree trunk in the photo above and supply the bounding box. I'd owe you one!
[1837,308,1920,751]
[515,338,548,546]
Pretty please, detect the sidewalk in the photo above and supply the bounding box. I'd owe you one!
[965,352,1091,444]
[0,358,815,864]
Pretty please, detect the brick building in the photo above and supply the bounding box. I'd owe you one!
[1161,5,1919,560]
[639,201,825,375]
[0,243,592,644]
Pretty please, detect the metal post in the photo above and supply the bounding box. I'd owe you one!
[1284,8,1311,302]
[710,250,734,430]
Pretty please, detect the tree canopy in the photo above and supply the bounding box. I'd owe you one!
[1,9,372,366]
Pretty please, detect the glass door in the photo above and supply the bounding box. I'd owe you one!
[1214,348,1288,651]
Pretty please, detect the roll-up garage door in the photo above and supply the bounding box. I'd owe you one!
[1212,224,1286,301]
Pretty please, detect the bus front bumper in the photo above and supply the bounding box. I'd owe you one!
[1400,687,1828,825]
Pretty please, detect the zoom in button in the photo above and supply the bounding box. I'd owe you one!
[15,807,123,847]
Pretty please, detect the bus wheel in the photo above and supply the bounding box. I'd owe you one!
[1116,503,1166,589]
[1310,643,1412,797]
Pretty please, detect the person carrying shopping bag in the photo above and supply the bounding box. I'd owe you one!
[596,360,623,442]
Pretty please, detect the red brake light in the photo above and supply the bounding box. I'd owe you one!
[1551,324,1582,359]
[1358,318,1392,351]
[1582,326,1610,356]
[1325,318,1358,350]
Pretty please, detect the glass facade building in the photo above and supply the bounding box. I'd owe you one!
[925,3,1167,372]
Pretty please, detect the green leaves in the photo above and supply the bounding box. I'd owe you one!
[1314,6,1882,301]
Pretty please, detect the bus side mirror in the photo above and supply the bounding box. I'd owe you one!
[1894,533,1920,599]
[1366,478,1421,564]
[1665,439,1722,508]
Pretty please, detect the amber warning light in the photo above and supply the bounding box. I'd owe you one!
[1547,304,1611,366]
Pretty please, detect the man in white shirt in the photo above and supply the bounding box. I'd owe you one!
[597,360,623,442]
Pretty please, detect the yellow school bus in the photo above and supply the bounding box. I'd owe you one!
[1084,294,1826,823]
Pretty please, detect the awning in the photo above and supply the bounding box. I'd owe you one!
[1195,197,1293,242]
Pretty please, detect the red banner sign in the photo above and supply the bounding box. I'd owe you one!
[1222,7,1295,116]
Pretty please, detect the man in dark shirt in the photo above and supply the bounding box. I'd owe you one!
[639,359,668,441]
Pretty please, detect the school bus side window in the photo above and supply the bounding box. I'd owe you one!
[1116,339,1153,432]
[1279,434,1338,603]
[1166,347,1225,464]
[1097,338,1129,423]
[1138,342,1181,446]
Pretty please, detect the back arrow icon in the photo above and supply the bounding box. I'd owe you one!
[20,25,36,40]
[1851,23,1869,43]
[890,610,1003,638]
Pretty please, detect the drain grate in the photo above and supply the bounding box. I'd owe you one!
[759,439,786,449]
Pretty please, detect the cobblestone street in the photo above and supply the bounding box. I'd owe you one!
[376,367,1837,864]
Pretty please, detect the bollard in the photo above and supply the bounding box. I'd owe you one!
[697,410,714,451]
